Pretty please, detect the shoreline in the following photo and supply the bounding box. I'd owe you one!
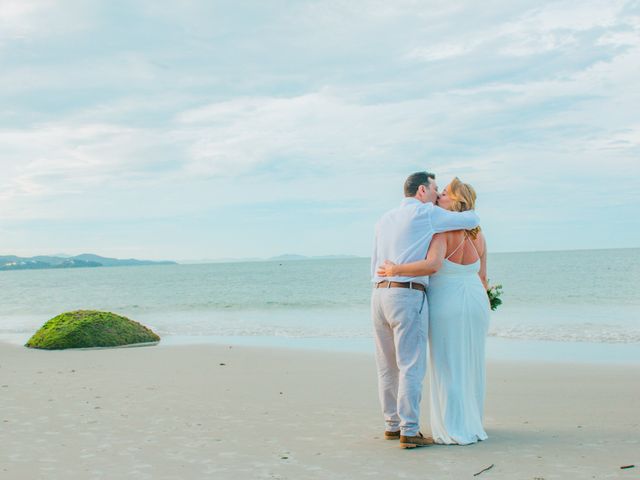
[3,333,640,366]
[1,341,639,479]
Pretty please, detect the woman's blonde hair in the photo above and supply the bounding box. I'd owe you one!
[447,177,481,239]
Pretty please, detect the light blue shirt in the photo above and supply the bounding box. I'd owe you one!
[371,198,480,285]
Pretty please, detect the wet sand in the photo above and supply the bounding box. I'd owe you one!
[1,342,638,479]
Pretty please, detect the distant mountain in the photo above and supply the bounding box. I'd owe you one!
[269,254,309,261]
[0,254,176,271]
[72,253,175,267]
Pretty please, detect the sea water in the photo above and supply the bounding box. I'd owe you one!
[1,249,638,363]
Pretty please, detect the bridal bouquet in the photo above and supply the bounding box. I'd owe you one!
[487,283,503,311]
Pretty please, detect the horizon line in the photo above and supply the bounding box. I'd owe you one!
[177,246,640,265]
[3,246,639,265]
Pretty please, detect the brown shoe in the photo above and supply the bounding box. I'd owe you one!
[384,430,401,440]
[399,432,434,449]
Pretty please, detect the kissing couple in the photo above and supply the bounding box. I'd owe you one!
[371,171,490,448]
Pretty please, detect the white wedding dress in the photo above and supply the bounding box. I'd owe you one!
[427,238,490,445]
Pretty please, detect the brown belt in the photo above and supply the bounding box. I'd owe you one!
[375,281,426,292]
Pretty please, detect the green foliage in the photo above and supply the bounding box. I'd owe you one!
[25,310,160,350]
[487,284,503,311]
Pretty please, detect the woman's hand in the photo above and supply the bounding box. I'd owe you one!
[376,260,397,277]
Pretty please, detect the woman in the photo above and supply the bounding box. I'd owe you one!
[377,177,490,445]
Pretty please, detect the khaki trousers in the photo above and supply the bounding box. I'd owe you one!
[371,287,428,437]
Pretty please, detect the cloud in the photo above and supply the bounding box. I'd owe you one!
[405,0,631,61]
[174,90,429,176]
[1,0,638,256]
[0,122,176,208]
[406,42,477,62]
[0,0,52,41]
[0,0,91,47]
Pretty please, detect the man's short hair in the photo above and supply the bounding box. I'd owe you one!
[404,171,435,197]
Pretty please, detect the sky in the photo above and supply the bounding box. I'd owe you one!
[1,0,639,260]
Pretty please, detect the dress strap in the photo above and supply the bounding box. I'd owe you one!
[445,236,467,260]
[469,236,481,258]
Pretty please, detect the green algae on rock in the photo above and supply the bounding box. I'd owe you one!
[25,310,160,350]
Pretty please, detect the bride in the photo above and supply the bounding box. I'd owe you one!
[377,177,490,445]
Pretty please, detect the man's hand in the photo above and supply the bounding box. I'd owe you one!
[376,260,397,277]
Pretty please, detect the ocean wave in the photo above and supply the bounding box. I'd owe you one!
[153,326,373,339]
[4,316,640,345]
[154,324,640,344]
[488,326,640,344]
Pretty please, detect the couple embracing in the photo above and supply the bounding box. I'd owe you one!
[371,171,490,449]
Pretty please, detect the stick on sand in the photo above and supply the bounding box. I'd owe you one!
[473,464,495,476]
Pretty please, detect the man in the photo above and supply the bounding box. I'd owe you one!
[371,171,480,449]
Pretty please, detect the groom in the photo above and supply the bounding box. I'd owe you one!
[371,171,480,448]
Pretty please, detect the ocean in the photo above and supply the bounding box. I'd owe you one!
[1,248,639,363]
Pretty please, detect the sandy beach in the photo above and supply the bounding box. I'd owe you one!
[1,341,638,479]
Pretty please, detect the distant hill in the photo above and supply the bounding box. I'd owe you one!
[0,254,176,271]
[269,254,309,261]
[72,253,175,267]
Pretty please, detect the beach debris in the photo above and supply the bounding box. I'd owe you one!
[25,310,160,350]
[620,465,635,469]
[473,464,494,476]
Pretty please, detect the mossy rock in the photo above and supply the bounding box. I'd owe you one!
[25,310,160,350]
